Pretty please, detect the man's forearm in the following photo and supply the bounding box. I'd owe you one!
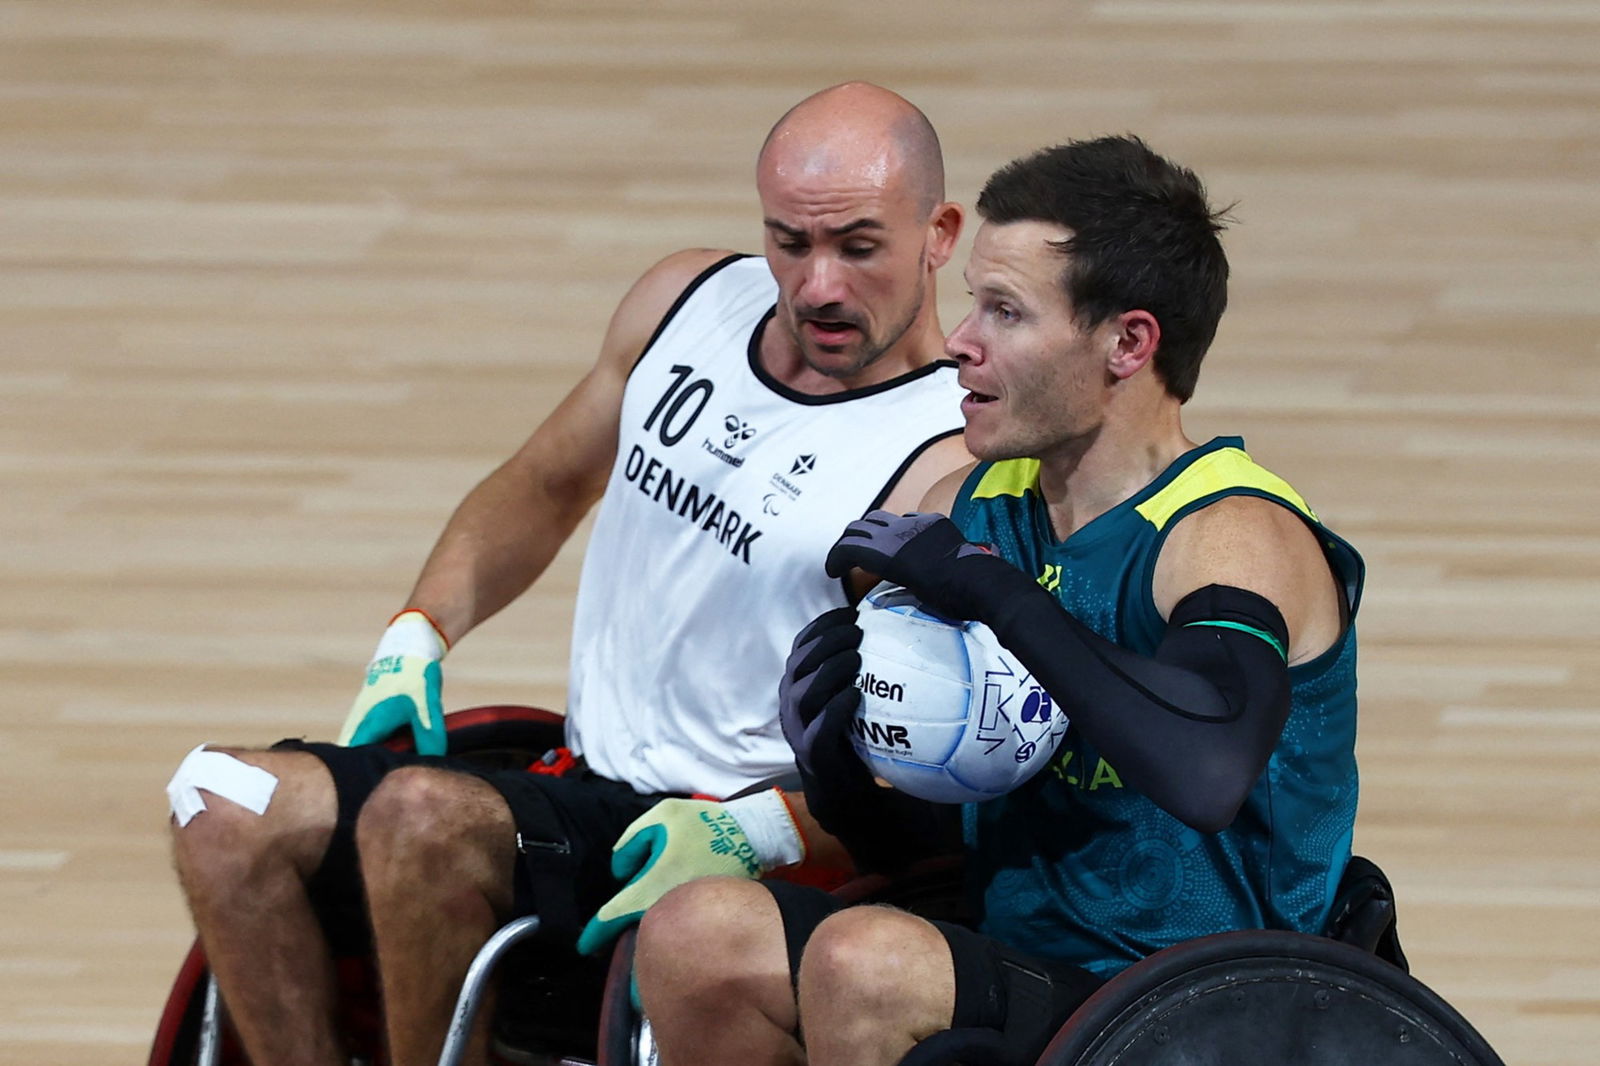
[405,460,598,643]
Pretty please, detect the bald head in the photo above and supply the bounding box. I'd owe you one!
[758,82,945,216]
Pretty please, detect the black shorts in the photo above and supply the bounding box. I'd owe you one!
[764,880,1104,1062]
[280,740,670,955]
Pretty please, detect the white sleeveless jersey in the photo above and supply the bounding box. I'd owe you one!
[565,254,966,797]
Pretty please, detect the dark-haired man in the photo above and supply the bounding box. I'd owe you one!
[633,136,1364,1066]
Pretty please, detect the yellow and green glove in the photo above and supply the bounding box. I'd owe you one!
[575,789,806,956]
[336,609,450,755]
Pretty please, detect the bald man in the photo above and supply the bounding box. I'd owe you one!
[168,83,969,1066]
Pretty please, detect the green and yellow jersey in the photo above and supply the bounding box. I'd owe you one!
[949,436,1365,976]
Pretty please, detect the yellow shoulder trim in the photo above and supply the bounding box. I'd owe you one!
[1134,447,1314,531]
[970,458,1041,499]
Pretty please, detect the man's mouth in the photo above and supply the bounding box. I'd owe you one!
[802,318,860,344]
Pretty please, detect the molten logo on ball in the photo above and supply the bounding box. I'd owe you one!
[854,671,906,702]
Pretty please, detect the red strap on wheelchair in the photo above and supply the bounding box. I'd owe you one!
[526,746,582,777]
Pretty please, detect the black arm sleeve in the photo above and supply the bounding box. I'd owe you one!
[968,566,1294,832]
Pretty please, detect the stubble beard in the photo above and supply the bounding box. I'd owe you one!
[792,276,926,381]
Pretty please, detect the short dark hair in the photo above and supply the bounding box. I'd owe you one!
[976,136,1230,402]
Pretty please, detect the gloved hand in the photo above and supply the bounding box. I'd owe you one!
[778,607,867,784]
[824,510,1008,622]
[576,790,805,955]
[780,605,961,874]
[336,609,450,755]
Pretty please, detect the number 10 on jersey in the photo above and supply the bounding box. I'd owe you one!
[644,364,713,446]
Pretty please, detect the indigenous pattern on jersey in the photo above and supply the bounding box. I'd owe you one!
[567,255,966,798]
[949,436,1365,976]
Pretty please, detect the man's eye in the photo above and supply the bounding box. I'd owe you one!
[843,243,877,258]
[993,303,1019,322]
[775,240,807,255]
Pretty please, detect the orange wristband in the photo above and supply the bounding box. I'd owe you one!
[391,607,451,652]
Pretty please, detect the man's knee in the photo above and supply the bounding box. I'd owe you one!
[804,907,914,991]
[359,766,456,839]
[637,876,800,1045]
[169,747,335,885]
[636,877,768,941]
[637,876,787,1000]
[799,906,954,1022]
[356,766,511,886]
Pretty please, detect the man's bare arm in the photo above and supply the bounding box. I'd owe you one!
[1153,495,1345,665]
[402,249,738,643]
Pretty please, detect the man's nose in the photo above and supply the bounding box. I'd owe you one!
[945,312,980,363]
[797,254,848,310]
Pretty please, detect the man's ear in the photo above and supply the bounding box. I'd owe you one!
[925,201,965,270]
[1107,309,1161,381]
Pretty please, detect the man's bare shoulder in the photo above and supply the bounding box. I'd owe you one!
[598,249,747,370]
[631,248,744,304]
[915,457,981,516]
[1155,495,1343,663]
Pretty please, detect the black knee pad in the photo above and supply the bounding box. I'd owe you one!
[938,921,1103,1063]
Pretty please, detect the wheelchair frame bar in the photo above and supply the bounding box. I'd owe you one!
[196,975,221,1066]
[437,915,544,1066]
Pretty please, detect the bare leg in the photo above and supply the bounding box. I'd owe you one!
[170,748,345,1066]
[635,877,805,1066]
[798,906,956,1066]
[356,766,516,1066]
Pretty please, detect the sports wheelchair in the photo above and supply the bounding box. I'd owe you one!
[149,705,1506,1066]
[597,856,1506,1066]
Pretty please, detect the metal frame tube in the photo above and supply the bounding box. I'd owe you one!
[436,916,544,1066]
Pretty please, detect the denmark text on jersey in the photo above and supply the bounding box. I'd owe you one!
[621,443,763,564]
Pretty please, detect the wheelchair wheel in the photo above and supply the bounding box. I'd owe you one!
[1037,929,1504,1066]
[146,942,218,1066]
[385,704,567,766]
[595,927,644,1066]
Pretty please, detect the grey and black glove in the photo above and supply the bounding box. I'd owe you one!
[778,606,957,873]
[825,511,1027,624]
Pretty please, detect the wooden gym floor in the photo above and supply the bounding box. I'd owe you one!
[1,1,1596,1062]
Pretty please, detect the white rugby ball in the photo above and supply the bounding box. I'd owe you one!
[850,584,1070,803]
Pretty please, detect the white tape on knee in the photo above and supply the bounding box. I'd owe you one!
[166,745,280,827]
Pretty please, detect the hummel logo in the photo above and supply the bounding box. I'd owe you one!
[790,454,816,476]
[723,415,757,450]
